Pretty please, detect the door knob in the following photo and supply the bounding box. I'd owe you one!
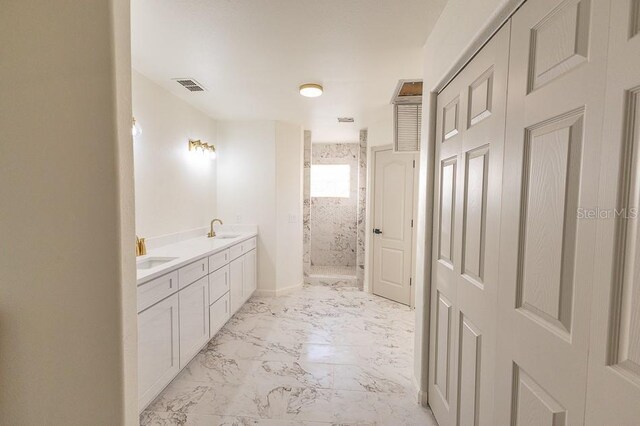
[373,228,382,234]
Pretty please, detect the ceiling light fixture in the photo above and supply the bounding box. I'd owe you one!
[299,83,323,98]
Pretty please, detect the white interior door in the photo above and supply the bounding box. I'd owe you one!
[585,1,640,424]
[372,148,415,305]
[428,23,510,426]
[494,0,610,423]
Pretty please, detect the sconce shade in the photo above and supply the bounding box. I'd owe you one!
[189,139,216,160]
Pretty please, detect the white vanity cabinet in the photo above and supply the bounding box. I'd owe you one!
[178,276,209,368]
[138,293,179,410]
[243,249,257,298]
[229,256,244,314]
[137,234,257,412]
[229,245,257,314]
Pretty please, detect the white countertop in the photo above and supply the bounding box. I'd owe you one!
[136,231,257,285]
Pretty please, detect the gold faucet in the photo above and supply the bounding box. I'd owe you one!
[136,235,147,256]
[207,219,223,238]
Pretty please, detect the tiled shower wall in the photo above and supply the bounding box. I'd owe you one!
[303,130,311,278]
[357,130,367,286]
[310,143,360,269]
[303,131,367,288]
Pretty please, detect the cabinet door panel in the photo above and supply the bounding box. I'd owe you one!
[229,256,244,314]
[243,249,257,302]
[210,292,230,337]
[179,276,209,368]
[138,294,179,411]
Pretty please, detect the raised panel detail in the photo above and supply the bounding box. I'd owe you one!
[610,88,640,381]
[439,158,457,265]
[468,68,494,127]
[443,97,460,140]
[517,110,584,338]
[380,247,404,287]
[512,365,566,426]
[457,314,481,426]
[631,0,640,39]
[528,0,590,92]
[382,161,407,241]
[463,146,489,285]
[435,292,452,403]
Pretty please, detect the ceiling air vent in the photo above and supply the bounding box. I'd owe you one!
[337,117,354,123]
[391,79,423,152]
[173,78,206,92]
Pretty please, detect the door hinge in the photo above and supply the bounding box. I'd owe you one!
[409,277,412,286]
[413,160,416,168]
[411,219,414,228]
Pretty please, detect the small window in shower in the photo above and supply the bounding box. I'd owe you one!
[311,164,350,198]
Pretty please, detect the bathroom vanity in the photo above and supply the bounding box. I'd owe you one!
[135,231,257,410]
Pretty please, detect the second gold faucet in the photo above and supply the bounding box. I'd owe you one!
[136,235,147,256]
[207,219,223,238]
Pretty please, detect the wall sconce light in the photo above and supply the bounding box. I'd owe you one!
[189,139,216,160]
[132,117,143,137]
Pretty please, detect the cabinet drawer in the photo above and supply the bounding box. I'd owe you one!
[209,292,230,337]
[209,265,229,305]
[137,271,179,313]
[208,249,230,273]
[243,237,257,251]
[178,258,208,289]
[229,237,258,261]
[229,243,243,261]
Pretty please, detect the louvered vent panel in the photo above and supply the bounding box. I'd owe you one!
[394,104,422,152]
[173,78,206,92]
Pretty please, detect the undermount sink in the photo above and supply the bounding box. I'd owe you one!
[136,257,177,270]
[214,234,239,239]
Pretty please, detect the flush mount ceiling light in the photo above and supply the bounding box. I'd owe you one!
[299,83,323,98]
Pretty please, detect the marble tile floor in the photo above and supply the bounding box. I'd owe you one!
[141,283,438,426]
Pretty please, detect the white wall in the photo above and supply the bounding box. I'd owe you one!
[216,121,278,291]
[275,122,304,291]
[367,105,394,149]
[413,0,514,403]
[216,120,303,294]
[0,0,137,424]
[132,71,217,238]
[364,105,394,292]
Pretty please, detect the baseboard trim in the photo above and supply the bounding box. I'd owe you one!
[413,378,428,407]
[254,281,303,297]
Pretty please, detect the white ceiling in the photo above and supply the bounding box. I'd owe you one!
[131,0,445,142]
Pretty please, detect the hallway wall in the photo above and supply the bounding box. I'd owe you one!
[0,0,137,423]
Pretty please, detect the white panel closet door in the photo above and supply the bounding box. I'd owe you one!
[428,23,510,426]
[585,1,640,424]
[494,0,610,424]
